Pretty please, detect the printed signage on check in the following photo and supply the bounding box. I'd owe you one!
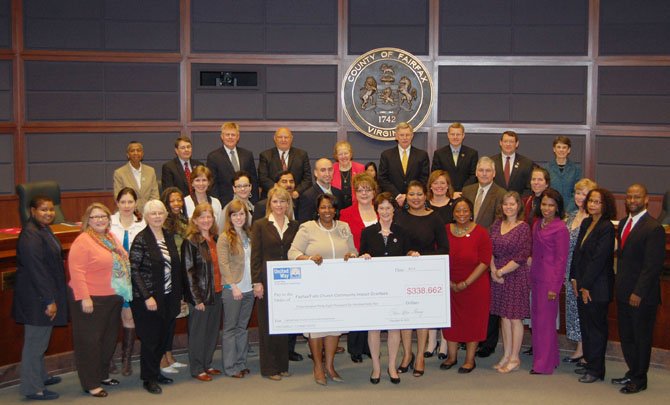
[342,48,434,141]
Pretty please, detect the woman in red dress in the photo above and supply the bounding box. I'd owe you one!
[441,197,492,374]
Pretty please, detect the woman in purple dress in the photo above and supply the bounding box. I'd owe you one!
[530,188,569,375]
[489,192,531,373]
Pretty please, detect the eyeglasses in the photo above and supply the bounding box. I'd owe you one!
[89,215,109,221]
[587,199,602,205]
[234,184,251,189]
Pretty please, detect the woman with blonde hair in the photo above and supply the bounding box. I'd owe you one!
[68,203,131,397]
[217,200,254,378]
[332,140,366,209]
[182,203,223,382]
[251,186,299,381]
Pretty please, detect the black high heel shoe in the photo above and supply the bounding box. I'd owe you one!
[424,342,439,358]
[370,372,380,385]
[397,353,414,374]
[388,368,400,384]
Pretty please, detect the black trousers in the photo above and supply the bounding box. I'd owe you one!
[347,331,370,356]
[578,300,609,378]
[69,293,122,391]
[257,294,288,376]
[616,301,658,386]
[480,314,500,351]
[132,295,175,382]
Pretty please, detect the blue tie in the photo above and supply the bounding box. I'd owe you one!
[123,230,129,252]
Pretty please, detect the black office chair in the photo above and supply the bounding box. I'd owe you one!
[16,181,67,226]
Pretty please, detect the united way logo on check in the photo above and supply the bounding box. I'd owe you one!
[273,267,302,280]
[342,47,434,141]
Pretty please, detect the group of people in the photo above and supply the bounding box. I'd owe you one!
[12,121,665,399]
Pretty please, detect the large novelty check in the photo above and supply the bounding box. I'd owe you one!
[267,255,450,334]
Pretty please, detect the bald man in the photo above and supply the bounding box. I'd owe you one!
[297,158,344,223]
[258,127,312,200]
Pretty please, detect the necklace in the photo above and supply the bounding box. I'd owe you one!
[452,223,472,236]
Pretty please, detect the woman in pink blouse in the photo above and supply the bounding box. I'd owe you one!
[68,203,132,397]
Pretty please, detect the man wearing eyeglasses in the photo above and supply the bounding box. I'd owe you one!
[206,122,258,207]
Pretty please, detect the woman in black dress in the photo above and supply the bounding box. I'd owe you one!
[394,180,449,377]
[360,192,410,385]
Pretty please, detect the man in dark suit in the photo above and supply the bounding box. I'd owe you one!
[462,156,505,358]
[461,157,505,230]
[252,171,298,222]
[611,184,665,394]
[431,122,479,192]
[258,127,312,200]
[206,122,258,207]
[491,130,534,197]
[297,158,344,223]
[161,136,203,196]
[378,122,430,207]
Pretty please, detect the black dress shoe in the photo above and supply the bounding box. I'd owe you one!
[611,376,631,385]
[529,369,542,375]
[369,373,380,384]
[143,381,162,394]
[563,355,584,363]
[579,374,604,383]
[522,346,533,355]
[100,378,120,386]
[84,389,108,397]
[620,382,647,394]
[397,353,414,374]
[439,360,458,370]
[387,369,400,384]
[457,363,476,374]
[438,352,447,360]
[574,367,587,375]
[475,348,493,358]
[351,354,363,363]
[288,351,304,361]
[44,376,62,386]
[157,375,173,384]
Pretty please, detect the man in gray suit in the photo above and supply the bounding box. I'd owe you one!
[113,141,159,211]
[461,156,505,230]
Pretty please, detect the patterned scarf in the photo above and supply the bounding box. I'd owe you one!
[87,228,133,302]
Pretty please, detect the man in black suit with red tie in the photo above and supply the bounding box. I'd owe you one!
[206,122,258,207]
[431,122,479,193]
[491,131,534,197]
[161,136,203,196]
[258,127,312,202]
[611,184,665,394]
[378,122,430,207]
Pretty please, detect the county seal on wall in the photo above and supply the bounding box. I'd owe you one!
[342,48,434,141]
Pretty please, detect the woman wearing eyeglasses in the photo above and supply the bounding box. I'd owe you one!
[68,203,132,397]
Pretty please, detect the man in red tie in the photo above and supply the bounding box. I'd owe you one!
[257,127,312,200]
[611,184,665,394]
[161,136,203,197]
[491,131,535,198]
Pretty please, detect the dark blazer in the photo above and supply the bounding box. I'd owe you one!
[461,182,506,230]
[431,144,479,192]
[129,227,182,318]
[378,146,430,197]
[182,236,219,306]
[491,153,534,197]
[615,213,665,305]
[569,217,615,302]
[250,217,299,286]
[12,218,68,326]
[161,158,204,196]
[206,146,258,207]
[297,184,345,223]
[359,222,410,257]
[258,147,312,199]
